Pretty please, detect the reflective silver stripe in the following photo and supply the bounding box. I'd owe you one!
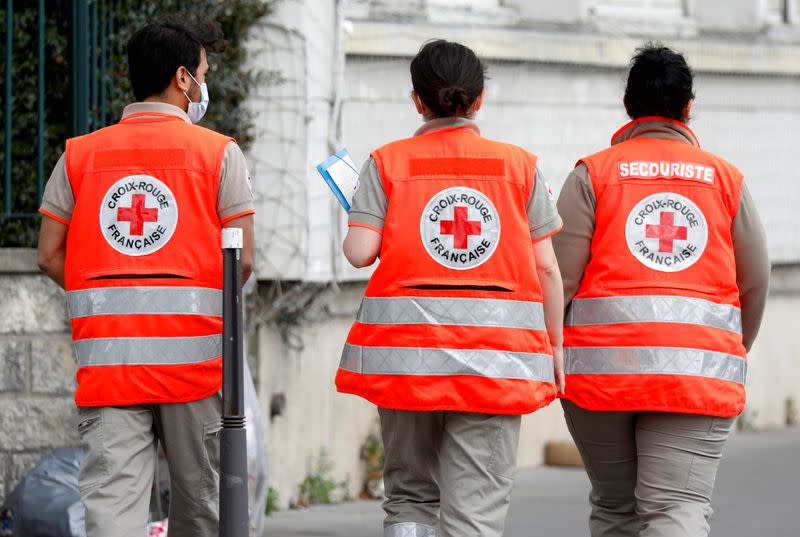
[567,295,742,334]
[385,523,437,537]
[565,346,746,385]
[341,343,554,382]
[74,335,221,367]
[67,287,222,319]
[357,297,545,330]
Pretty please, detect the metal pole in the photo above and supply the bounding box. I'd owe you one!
[5,0,13,216]
[100,0,106,126]
[107,0,115,120]
[90,0,97,130]
[220,228,248,537]
[37,0,45,203]
[70,0,89,136]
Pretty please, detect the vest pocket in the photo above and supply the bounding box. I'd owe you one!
[201,420,222,504]
[398,278,519,293]
[84,267,197,281]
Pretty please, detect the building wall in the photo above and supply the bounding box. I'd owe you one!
[247,0,353,282]
[245,0,800,509]
[254,284,378,506]
[0,250,79,499]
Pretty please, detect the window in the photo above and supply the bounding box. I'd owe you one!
[428,0,501,7]
[589,0,688,18]
[348,0,505,19]
[767,0,792,24]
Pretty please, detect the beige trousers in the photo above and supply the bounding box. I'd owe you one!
[77,393,222,537]
[379,408,521,537]
[562,399,735,537]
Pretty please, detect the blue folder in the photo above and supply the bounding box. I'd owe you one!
[316,149,359,212]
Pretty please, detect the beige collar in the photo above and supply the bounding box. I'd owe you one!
[414,117,481,137]
[121,102,192,123]
[611,116,700,147]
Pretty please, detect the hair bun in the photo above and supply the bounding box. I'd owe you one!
[438,86,470,113]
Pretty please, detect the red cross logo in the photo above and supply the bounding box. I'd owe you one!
[440,206,482,250]
[646,211,687,253]
[117,194,159,236]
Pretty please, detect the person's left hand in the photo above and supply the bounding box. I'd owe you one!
[552,345,565,395]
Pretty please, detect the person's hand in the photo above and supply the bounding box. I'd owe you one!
[552,344,565,395]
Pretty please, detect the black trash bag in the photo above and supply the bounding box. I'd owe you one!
[2,448,86,537]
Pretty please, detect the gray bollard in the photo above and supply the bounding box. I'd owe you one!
[220,228,249,537]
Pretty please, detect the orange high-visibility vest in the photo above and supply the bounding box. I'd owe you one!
[64,112,233,406]
[564,117,747,418]
[335,125,557,414]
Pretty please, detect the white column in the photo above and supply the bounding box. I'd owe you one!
[694,0,764,32]
[506,0,588,24]
[246,0,343,281]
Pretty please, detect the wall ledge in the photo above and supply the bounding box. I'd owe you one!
[345,20,800,76]
[770,264,800,296]
[0,249,40,274]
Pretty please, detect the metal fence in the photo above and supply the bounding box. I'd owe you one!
[2,0,120,223]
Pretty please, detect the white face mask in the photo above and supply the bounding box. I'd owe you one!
[183,69,209,124]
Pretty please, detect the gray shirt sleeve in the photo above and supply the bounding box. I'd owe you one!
[348,157,388,231]
[217,141,255,223]
[732,182,770,351]
[40,152,74,224]
[552,163,596,307]
[527,167,563,241]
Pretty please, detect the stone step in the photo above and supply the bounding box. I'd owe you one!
[544,440,583,468]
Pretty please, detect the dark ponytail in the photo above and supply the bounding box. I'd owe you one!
[624,42,695,121]
[410,40,486,118]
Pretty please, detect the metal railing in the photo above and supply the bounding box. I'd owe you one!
[2,0,120,224]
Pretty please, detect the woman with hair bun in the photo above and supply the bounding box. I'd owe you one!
[336,39,565,536]
[554,43,769,536]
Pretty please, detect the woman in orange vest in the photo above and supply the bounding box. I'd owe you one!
[337,40,564,537]
[554,44,770,537]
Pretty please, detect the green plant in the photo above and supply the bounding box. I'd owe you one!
[0,0,278,246]
[265,486,280,516]
[297,448,350,507]
[786,397,797,427]
[0,3,70,246]
[736,406,759,431]
[359,422,385,499]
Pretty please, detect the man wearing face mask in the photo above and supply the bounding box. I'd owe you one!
[36,17,254,537]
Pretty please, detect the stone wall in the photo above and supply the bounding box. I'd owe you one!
[0,249,79,500]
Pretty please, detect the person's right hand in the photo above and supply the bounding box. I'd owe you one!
[553,345,565,395]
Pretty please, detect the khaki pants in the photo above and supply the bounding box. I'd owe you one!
[379,408,521,537]
[77,393,222,537]
[562,399,735,537]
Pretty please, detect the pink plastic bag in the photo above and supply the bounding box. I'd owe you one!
[147,519,168,536]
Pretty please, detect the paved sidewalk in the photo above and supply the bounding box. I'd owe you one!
[263,427,800,536]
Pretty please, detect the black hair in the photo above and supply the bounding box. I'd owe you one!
[624,43,695,121]
[410,39,486,118]
[127,17,226,102]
